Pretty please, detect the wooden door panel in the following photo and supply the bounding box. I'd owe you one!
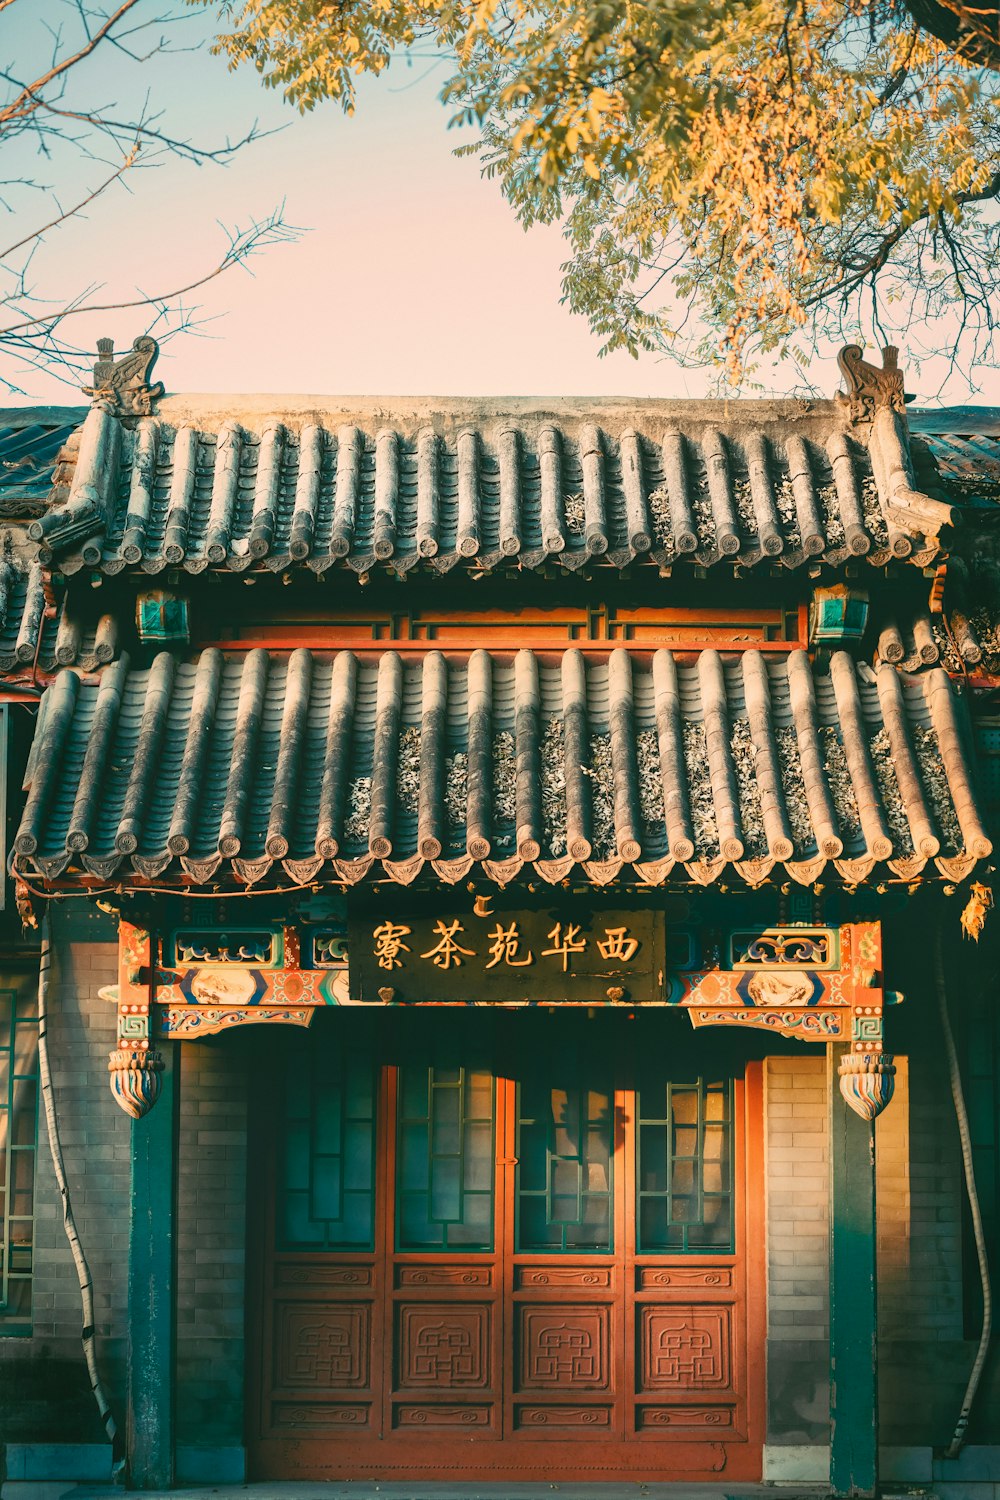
[249,1017,764,1481]
[513,1299,616,1432]
[516,1264,613,1289]
[265,1256,380,1436]
[395,1262,494,1289]
[516,1301,614,1390]
[391,1296,498,1433]
[509,1260,619,1436]
[638,1303,732,1389]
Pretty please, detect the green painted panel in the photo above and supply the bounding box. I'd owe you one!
[516,1048,613,1253]
[637,1077,734,1253]
[396,1061,495,1252]
[829,1043,878,1499]
[279,1042,376,1251]
[128,1041,178,1490]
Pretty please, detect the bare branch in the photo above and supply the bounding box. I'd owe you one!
[0,208,299,340]
[0,149,137,259]
[0,0,144,127]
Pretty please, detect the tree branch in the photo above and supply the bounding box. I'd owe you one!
[0,210,298,339]
[0,0,144,126]
[0,150,137,259]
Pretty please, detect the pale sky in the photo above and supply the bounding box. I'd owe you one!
[3,1,998,407]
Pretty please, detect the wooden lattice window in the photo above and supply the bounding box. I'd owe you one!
[278,1043,377,1251]
[0,976,39,1334]
[396,1061,496,1252]
[636,1077,734,1253]
[515,1048,614,1254]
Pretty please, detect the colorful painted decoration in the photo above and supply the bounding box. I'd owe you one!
[837,1051,896,1120]
[108,915,896,1115]
[108,1048,165,1119]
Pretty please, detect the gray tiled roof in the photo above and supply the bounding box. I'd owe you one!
[0,560,120,676]
[0,409,82,517]
[918,433,1000,505]
[13,646,989,891]
[30,399,958,579]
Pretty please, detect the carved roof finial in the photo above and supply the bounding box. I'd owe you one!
[82,333,165,418]
[837,344,912,424]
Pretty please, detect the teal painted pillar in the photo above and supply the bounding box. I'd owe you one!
[828,1043,878,1498]
[127,1040,179,1489]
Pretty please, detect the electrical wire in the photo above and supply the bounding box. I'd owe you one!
[36,913,120,1456]
[936,921,993,1459]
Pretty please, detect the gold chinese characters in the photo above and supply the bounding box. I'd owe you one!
[371,918,641,973]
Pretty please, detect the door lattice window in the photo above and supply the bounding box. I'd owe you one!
[0,979,39,1333]
[516,1054,614,1253]
[397,1062,495,1251]
[636,1077,733,1252]
[279,1044,376,1250]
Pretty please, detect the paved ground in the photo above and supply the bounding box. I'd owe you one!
[2,1485,832,1500]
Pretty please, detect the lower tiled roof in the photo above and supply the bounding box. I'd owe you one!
[0,563,122,678]
[13,647,990,890]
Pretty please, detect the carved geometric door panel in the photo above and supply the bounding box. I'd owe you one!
[249,1011,764,1480]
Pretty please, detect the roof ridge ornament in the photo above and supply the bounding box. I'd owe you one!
[837,344,913,424]
[82,333,165,418]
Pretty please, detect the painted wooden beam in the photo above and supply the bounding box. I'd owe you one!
[828,1042,878,1498]
[127,1040,178,1489]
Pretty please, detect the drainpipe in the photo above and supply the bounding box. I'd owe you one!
[37,912,121,1459]
[935,921,993,1458]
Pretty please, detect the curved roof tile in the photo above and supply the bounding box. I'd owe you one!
[30,401,958,579]
[13,646,990,891]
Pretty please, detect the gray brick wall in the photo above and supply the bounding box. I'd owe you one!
[0,904,128,1446]
[878,1009,1000,1447]
[0,907,251,1461]
[765,1053,830,1445]
[176,1035,248,1450]
[765,1027,1000,1453]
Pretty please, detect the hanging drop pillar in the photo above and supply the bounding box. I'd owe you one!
[828,1041,878,1498]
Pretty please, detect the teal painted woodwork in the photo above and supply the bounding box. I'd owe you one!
[127,1041,178,1490]
[828,1043,878,1498]
[516,1048,613,1252]
[0,976,39,1335]
[396,1060,495,1251]
[810,587,870,644]
[166,927,283,968]
[135,590,189,644]
[636,1076,734,1252]
[279,1042,376,1251]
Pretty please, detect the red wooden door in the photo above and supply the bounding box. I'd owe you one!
[247,1012,764,1481]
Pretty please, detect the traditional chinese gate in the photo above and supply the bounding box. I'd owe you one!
[247,1009,764,1480]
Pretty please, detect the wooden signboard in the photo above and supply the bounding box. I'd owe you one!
[347,907,666,1006]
